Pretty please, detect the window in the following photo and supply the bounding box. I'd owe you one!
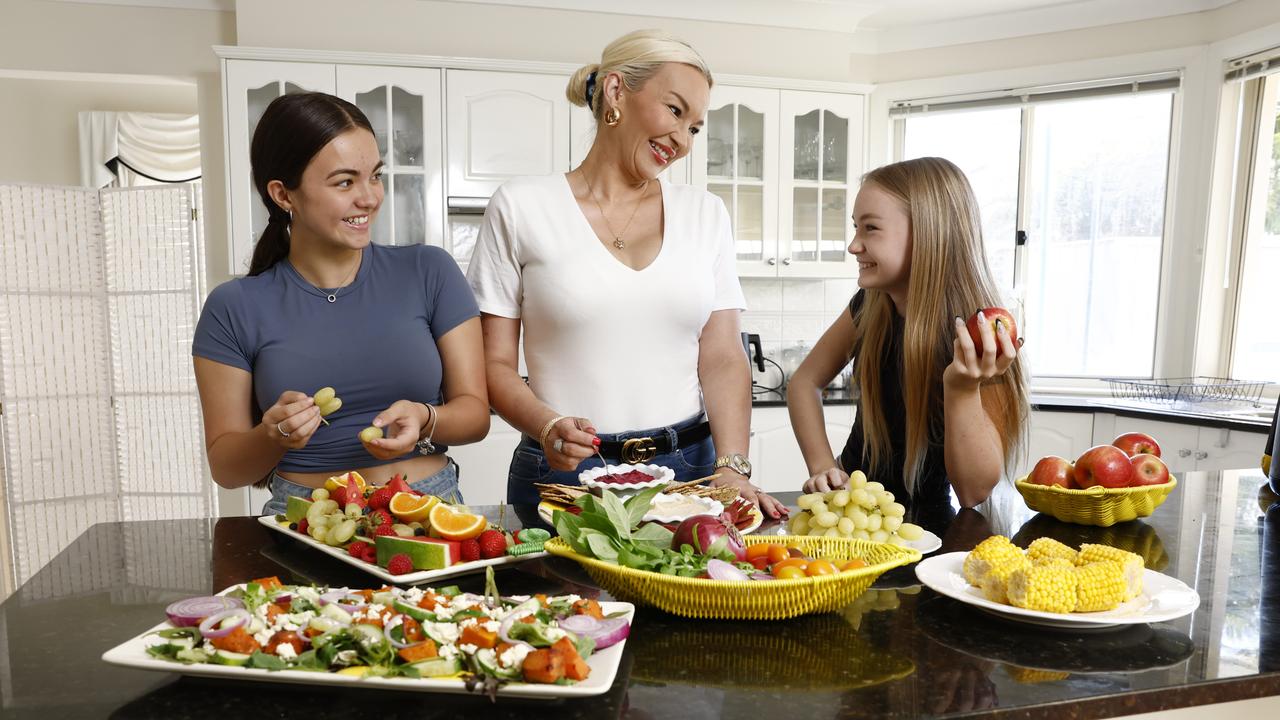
[896,77,1177,379]
[1229,72,1280,382]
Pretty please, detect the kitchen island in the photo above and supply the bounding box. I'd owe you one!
[3,469,1278,719]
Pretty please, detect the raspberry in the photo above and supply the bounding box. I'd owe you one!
[368,487,396,511]
[296,519,309,535]
[362,543,378,562]
[373,523,396,537]
[348,542,367,559]
[459,539,480,563]
[386,553,413,575]
[478,530,507,560]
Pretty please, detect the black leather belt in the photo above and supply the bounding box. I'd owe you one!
[597,421,712,464]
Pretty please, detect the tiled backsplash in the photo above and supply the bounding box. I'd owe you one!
[741,277,858,386]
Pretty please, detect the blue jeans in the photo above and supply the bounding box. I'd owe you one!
[262,459,462,516]
[506,414,715,507]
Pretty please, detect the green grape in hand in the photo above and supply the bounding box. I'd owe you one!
[312,386,342,425]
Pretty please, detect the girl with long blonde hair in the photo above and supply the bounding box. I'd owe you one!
[787,157,1029,508]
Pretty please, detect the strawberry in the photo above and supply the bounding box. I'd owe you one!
[477,529,507,559]
[386,553,413,575]
[387,473,415,496]
[367,486,396,511]
[459,539,480,563]
[373,523,396,537]
[366,508,394,533]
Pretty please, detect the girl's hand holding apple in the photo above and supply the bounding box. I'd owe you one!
[944,309,1022,393]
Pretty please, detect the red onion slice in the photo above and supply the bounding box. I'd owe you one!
[383,620,415,649]
[706,558,751,582]
[557,614,631,650]
[497,599,541,649]
[318,590,367,612]
[749,572,777,581]
[198,608,250,638]
[165,596,243,627]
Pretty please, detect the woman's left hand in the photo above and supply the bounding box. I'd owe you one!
[362,400,428,460]
[943,312,1022,392]
[712,470,790,520]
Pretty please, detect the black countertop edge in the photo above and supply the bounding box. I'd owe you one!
[751,390,1273,433]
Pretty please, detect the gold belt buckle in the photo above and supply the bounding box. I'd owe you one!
[621,437,658,464]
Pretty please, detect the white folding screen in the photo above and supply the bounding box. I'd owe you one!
[0,183,214,589]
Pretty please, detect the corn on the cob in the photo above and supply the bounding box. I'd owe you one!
[1026,537,1077,565]
[979,554,1030,604]
[1076,544,1144,600]
[1005,665,1071,684]
[1007,563,1077,613]
[1073,560,1129,612]
[963,535,1022,587]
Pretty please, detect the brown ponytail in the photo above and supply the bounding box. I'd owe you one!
[247,92,374,276]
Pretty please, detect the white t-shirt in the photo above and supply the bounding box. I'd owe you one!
[467,173,747,432]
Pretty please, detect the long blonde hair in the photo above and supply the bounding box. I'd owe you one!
[853,157,1029,495]
[565,29,713,122]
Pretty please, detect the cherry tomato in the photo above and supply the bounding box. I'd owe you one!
[774,565,807,580]
[805,559,837,577]
[772,557,809,575]
[745,544,773,561]
[749,556,770,571]
[841,558,867,572]
[766,544,790,565]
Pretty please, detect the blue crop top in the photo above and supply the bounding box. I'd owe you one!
[192,243,479,473]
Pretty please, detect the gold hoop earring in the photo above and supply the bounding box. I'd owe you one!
[604,107,622,127]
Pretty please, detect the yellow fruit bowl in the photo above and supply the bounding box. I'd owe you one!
[543,535,921,620]
[1014,476,1177,527]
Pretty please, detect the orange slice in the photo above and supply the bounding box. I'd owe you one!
[428,503,486,541]
[324,471,367,493]
[389,492,439,522]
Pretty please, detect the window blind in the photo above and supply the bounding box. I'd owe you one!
[889,72,1181,117]
[1225,45,1280,83]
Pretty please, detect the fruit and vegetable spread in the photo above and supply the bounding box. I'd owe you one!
[963,535,1145,613]
[276,471,548,574]
[147,573,628,691]
[785,471,925,545]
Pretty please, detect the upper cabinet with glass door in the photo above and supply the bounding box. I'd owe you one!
[690,86,779,277]
[779,91,864,277]
[336,65,444,250]
[223,60,336,276]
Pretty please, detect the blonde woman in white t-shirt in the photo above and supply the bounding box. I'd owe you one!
[467,29,788,519]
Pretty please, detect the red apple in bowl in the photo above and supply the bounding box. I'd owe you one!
[1130,453,1170,486]
[1074,445,1134,489]
[965,307,1019,358]
[1028,455,1075,489]
[1112,432,1161,458]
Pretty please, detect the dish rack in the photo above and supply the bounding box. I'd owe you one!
[1104,376,1269,407]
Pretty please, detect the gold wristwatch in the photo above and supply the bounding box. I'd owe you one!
[714,453,752,479]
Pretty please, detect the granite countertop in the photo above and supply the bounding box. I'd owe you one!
[754,386,1275,433]
[5,470,1279,719]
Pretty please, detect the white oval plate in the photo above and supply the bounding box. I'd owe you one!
[903,529,942,555]
[915,551,1200,629]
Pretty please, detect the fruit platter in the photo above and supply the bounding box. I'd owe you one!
[914,534,1199,629]
[259,471,548,585]
[101,573,634,699]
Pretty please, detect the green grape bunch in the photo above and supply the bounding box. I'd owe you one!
[788,470,924,545]
[312,386,342,426]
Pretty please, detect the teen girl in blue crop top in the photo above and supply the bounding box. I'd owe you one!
[192,93,489,514]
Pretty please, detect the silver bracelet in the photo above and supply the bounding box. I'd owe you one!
[416,403,438,455]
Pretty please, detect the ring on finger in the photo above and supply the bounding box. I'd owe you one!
[276,421,291,439]
[552,438,564,453]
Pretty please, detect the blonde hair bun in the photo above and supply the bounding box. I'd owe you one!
[564,29,712,119]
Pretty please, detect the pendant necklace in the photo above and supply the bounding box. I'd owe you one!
[582,170,649,250]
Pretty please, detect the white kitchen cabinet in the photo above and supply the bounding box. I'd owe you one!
[750,404,854,494]
[690,86,780,277]
[223,60,337,275]
[778,90,864,278]
[336,65,445,248]
[1024,410,1095,473]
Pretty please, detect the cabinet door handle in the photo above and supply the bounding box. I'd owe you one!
[1194,450,1208,460]
[1178,449,1192,458]
[782,257,792,266]
[767,257,777,266]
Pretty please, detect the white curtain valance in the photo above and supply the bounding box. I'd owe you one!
[78,111,201,188]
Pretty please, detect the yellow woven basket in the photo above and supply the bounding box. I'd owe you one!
[543,535,921,620]
[1014,476,1177,527]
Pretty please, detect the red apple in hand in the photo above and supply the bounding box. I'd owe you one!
[1074,445,1134,489]
[965,307,1019,358]
[1028,456,1075,488]
[1112,432,1161,458]
[1130,453,1170,486]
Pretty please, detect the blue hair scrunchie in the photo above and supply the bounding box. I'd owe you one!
[585,71,598,107]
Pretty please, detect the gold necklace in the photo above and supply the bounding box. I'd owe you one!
[582,170,650,250]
